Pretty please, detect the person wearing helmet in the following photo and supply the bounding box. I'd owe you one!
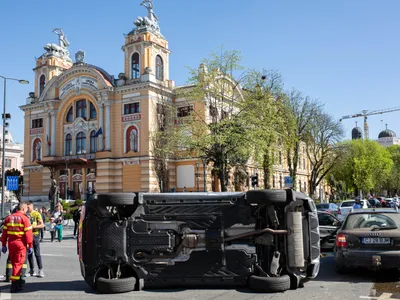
[353,197,362,210]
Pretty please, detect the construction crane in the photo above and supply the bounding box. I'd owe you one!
[340,107,400,139]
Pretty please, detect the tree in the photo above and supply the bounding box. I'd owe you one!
[283,89,321,191]
[149,87,182,192]
[240,69,287,189]
[385,145,400,196]
[177,48,251,191]
[4,168,22,202]
[305,109,345,196]
[328,140,393,196]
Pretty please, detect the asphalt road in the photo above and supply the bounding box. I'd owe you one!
[0,228,397,300]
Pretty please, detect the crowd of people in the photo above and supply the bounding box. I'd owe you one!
[0,201,82,293]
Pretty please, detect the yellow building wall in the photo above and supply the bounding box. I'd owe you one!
[122,164,141,191]
[29,171,43,195]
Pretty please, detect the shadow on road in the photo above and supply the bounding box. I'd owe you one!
[315,256,399,284]
[0,280,96,294]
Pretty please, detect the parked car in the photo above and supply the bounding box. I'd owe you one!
[368,198,382,208]
[337,200,371,221]
[334,208,400,273]
[317,211,342,249]
[78,190,320,294]
[385,198,396,208]
[316,203,339,217]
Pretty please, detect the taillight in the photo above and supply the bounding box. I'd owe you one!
[336,233,347,248]
[338,209,341,215]
[327,210,331,214]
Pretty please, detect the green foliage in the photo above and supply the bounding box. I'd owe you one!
[329,139,393,195]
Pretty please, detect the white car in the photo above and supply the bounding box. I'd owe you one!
[337,199,370,221]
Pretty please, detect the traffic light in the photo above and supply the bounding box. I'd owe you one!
[251,173,258,187]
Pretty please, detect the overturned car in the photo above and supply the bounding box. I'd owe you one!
[78,189,320,294]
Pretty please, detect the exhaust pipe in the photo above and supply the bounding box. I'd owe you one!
[287,211,305,268]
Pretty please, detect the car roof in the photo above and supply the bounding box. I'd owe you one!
[348,208,399,215]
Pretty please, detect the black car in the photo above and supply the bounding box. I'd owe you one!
[316,203,339,217]
[78,190,321,294]
[368,199,382,208]
[334,208,400,273]
[317,211,342,249]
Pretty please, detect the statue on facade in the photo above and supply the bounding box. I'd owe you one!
[35,141,42,161]
[130,130,137,152]
[141,0,158,23]
[53,28,70,48]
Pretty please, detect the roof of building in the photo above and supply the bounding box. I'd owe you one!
[378,128,397,139]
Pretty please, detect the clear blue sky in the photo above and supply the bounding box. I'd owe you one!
[1,0,400,144]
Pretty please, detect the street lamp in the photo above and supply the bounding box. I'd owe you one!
[0,75,29,218]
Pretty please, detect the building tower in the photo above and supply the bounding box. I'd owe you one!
[351,121,362,140]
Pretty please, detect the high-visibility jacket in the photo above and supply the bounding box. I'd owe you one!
[1,211,33,248]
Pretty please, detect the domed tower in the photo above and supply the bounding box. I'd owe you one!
[121,0,172,87]
[31,29,73,102]
[378,126,396,139]
[352,122,363,140]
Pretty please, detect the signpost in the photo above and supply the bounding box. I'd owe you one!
[6,176,19,191]
[284,176,293,188]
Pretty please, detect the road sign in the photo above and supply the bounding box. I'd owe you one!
[284,176,293,188]
[6,176,19,191]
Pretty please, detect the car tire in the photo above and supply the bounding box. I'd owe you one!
[248,274,291,293]
[246,190,287,205]
[96,276,136,294]
[97,193,137,206]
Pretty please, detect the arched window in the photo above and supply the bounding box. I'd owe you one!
[76,132,86,154]
[156,55,164,81]
[89,102,97,119]
[66,107,73,123]
[131,53,140,79]
[39,75,46,96]
[76,100,87,119]
[90,130,97,153]
[126,126,138,153]
[33,138,42,161]
[65,134,72,155]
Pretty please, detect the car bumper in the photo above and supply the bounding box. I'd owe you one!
[335,249,400,269]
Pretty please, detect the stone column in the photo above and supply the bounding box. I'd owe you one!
[82,167,87,200]
[105,101,111,151]
[51,111,56,156]
[46,113,50,156]
[98,103,104,151]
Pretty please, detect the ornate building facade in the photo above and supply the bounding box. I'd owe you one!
[20,1,323,200]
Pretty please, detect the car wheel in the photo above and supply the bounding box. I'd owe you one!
[246,190,287,205]
[248,275,291,293]
[97,193,137,206]
[84,275,96,290]
[96,276,136,294]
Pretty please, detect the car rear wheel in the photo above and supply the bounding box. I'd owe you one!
[246,190,287,205]
[96,276,136,294]
[248,274,291,293]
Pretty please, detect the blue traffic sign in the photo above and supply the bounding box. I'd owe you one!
[6,176,19,191]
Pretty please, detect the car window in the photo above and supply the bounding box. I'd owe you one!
[318,213,338,226]
[341,201,355,207]
[316,204,329,209]
[330,203,338,209]
[343,213,400,230]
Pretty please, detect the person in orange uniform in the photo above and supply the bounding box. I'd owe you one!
[1,202,33,293]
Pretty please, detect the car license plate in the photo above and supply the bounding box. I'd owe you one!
[362,237,391,245]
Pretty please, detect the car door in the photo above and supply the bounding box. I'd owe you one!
[318,212,342,249]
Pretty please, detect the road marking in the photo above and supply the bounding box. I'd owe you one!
[360,293,398,300]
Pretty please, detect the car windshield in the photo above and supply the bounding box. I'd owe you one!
[343,213,400,230]
[341,201,355,207]
[316,204,329,209]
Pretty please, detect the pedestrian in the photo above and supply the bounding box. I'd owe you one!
[51,205,63,242]
[26,201,45,277]
[49,218,56,242]
[352,197,362,211]
[40,207,47,242]
[1,202,33,293]
[73,205,81,238]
